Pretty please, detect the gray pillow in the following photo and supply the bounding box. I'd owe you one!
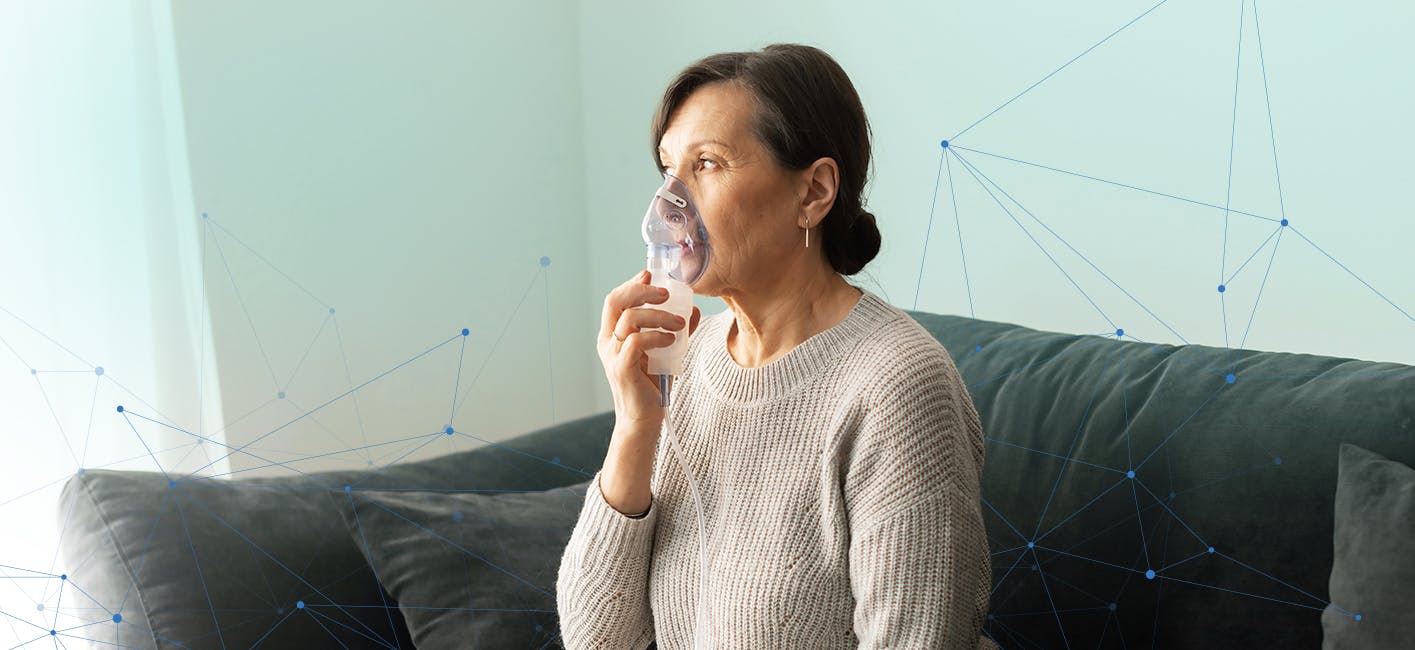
[340,481,591,649]
[1321,444,1415,648]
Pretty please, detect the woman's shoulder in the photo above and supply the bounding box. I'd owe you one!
[839,297,969,404]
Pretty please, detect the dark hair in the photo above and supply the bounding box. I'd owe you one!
[650,43,881,276]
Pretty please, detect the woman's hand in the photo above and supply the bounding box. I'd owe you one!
[598,269,702,433]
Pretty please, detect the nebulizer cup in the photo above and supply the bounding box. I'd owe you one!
[638,172,710,407]
[634,172,714,648]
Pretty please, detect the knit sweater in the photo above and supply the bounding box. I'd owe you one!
[557,288,997,649]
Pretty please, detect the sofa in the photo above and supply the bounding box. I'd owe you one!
[57,309,1415,648]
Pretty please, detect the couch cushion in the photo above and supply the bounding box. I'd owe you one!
[907,310,1415,648]
[1321,443,1415,648]
[339,481,589,649]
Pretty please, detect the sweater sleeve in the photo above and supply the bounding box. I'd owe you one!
[556,470,657,650]
[842,338,996,648]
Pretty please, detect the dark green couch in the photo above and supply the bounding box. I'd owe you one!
[57,311,1415,648]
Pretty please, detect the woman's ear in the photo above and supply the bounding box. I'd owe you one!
[798,157,839,229]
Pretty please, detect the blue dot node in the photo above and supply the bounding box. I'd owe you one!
[1115,328,1124,337]
[1274,456,1283,465]
[1217,284,1226,293]
[277,391,285,399]
[1030,564,1039,571]
[296,601,305,609]
[1169,491,1177,499]
[536,624,544,632]
[1355,614,1362,621]
[452,511,463,522]
[50,630,56,636]
[116,405,124,413]
[1027,541,1034,548]
[344,485,351,493]
[36,604,43,611]
[1281,219,1288,227]
[30,368,37,375]
[1207,546,1215,553]
[61,574,66,580]
[974,345,982,351]
[77,468,85,476]
[1126,470,1135,479]
[539,256,551,267]
[95,366,104,376]
[168,481,176,488]
[1108,603,1117,612]
[445,426,454,435]
[1226,373,1236,384]
[940,140,950,149]
[552,456,561,465]
[113,613,122,623]
[1145,569,1156,580]
[988,614,995,620]
[202,212,209,219]
[461,328,470,336]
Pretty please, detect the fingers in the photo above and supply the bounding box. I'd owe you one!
[612,307,686,343]
[600,270,669,339]
[688,306,702,336]
[610,330,676,375]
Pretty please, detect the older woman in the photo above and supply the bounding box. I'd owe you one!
[557,44,996,649]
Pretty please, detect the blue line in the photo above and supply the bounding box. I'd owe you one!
[122,410,324,483]
[282,313,333,390]
[305,607,395,649]
[185,333,462,478]
[1134,382,1226,470]
[914,147,946,310]
[172,493,228,649]
[1221,0,1247,286]
[1238,227,1284,350]
[1288,225,1414,322]
[950,145,1279,223]
[449,334,468,425]
[452,268,543,421]
[950,0,1173,142]
[949,149,1118,331]
[198,431,441,480]
[1032,476,1130,545]
[331,317,374,465]
[945,152,979,352]
[247,607,297,650]
[1222,224,1281,288]
[1028,344,1122,540]
[207,223,282,389]
[205,216,330,309]
[1133,479,1208,548]
[542,265,557,425]
[1252,0,1287,223]
[1029,548,1072,650]
[985,437,1127,476]
[347,493,403,650]
[1156,574,1327,613]
[951,148,1192,345]
[348,433,448,488]
[1214,550,1329,607]
[981,496,1027,543]
[299,607,351,649]
[120,413,168,481]
[1129,479,1150,569]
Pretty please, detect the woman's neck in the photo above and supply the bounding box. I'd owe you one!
[721,273,863,369]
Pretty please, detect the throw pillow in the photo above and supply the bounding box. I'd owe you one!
[340,480,591,649]
[1321,443,1415,648]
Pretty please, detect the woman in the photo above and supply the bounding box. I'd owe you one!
[557,44,996,649]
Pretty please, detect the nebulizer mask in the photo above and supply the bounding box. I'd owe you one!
[636,172,715,648]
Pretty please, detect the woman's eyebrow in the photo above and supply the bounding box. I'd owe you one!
[658,139,733,155]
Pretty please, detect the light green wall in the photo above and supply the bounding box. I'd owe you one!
[169,0,1412,469]
[577,0,1414,386]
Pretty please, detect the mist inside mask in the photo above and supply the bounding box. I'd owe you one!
[642,173,710,285]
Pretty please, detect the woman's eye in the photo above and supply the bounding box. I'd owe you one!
[698,158,718,170]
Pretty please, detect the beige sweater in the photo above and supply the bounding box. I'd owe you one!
[557,288,998,649]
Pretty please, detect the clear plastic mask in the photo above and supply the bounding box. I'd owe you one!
[642,173,710,285]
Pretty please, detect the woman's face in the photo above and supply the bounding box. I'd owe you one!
[656,82,805,298]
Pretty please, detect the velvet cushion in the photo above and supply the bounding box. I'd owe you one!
[340,481,590,649]
[1321,443,1415,648]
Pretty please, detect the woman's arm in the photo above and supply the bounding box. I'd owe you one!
[842,346,996,649]
[556,423,660,650]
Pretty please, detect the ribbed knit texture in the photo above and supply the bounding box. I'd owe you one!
[557,288,997,649]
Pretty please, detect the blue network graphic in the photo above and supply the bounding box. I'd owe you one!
[1,0,1411,647]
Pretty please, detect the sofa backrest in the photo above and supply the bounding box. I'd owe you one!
[906,310,1415,648]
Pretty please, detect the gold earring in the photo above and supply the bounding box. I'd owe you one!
[805,225,809,248]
